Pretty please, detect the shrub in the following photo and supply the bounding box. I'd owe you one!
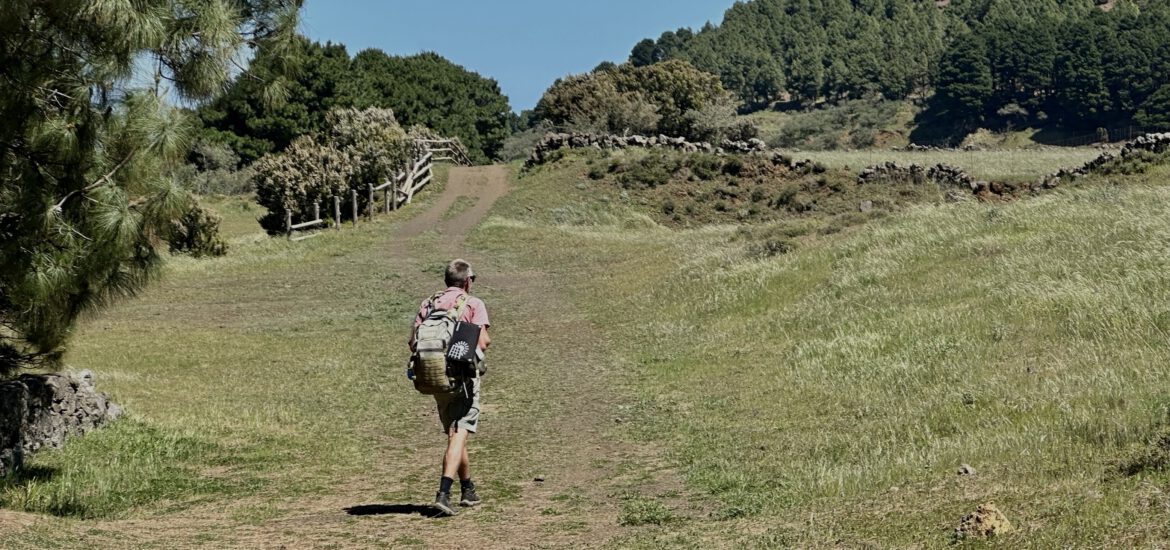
[167,200,228,258]
[327,107,411,188]
[617,152,679,189]
[252,137,357,234]
[251,108,413,234]
[689,154,723,180]
[661,198,676,215]
[178,140,254,196]
[722,157,744,177]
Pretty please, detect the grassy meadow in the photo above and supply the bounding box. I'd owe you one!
[4,149,1170,547]
[481,155,1170,547]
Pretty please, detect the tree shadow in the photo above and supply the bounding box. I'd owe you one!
[1,465,58,486]
[344,503,445,518]
[908,104,970,147]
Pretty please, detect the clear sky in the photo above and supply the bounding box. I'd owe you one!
[299,0,737,113]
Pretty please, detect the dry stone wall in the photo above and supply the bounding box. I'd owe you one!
[0,371,123,477]
[525,132,768,168]
[528,132,1170,203]
[1040,132,1170,187]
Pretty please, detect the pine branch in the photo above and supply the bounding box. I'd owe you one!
[50,149,139,213]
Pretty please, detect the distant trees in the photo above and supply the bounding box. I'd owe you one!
[340,51,512,163]
[627,0,948,107]
[933,34,993,126]
[927,1,1170,132]
[200,42,511,164]
[199,38,350,164]
[534,60,732,141]
[0,0,299,376]
[624,0,1170,135]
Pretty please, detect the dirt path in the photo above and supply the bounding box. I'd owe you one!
[236,166,683,548]
[2,166,686,549]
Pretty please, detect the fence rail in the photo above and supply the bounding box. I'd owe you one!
[284,137,471,240]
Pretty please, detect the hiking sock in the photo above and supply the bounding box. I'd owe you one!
[439,476,454,494]
[460,478,474,492]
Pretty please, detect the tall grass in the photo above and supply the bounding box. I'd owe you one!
[478,161,1170,546]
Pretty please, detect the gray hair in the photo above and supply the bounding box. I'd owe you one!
[444,259,475,288]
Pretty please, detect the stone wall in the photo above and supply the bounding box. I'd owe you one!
[1040,132,1170,187]
[525,132,768,168]
[0,371,123,477]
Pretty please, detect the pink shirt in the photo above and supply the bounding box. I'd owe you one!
[414,287,490,328]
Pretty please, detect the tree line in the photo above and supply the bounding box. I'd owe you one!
[199,38,513,164]
[626,0,1170,134]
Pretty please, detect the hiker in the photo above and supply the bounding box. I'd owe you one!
[409,259,492,516]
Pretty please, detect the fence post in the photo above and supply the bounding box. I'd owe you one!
[351,189,358,228]
[384,187,391,214]
[285,209,292,241]
[367,184,374,220]
[333,196,341,231]
[392,173,401,211]
[313,202,320,223]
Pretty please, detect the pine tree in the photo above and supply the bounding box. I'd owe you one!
[0,0,300,376]
[934,33,993,125]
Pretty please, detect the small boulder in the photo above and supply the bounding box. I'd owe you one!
[955,503,1014,539]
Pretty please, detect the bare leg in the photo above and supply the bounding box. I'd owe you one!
[443,428,469,480]
[459,442,471,481]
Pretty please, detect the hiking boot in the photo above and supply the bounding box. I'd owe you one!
[460,484,482,507]
[433,491,458,517]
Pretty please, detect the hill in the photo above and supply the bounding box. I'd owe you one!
[5,142,1170,546]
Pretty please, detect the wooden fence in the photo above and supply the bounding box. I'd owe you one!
[285,138,472,241]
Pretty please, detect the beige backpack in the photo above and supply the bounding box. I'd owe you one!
[410,292,470,394]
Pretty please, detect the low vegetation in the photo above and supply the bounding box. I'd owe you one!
[6,138,1170,546]
[476,153,1170,546]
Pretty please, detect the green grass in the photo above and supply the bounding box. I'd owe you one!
[745,98,917,150]
[7,152,1170,547]
[0,172,457,526]
[476,159,1170,547]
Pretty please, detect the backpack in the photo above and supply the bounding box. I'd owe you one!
[411,292,471,394]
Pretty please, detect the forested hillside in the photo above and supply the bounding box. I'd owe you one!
[199,38,512,163]
[628,0,1170,137]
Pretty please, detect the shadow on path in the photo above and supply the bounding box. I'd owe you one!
[343,504,443,518]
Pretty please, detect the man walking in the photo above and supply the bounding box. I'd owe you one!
[410,259,491,516]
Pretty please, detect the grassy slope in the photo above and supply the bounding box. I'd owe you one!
[5,152,1170,547]
[0,172,454,541]
[478,158,1170,547]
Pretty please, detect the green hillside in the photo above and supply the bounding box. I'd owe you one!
[6,148,1170,546]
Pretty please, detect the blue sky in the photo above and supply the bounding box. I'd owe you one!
[300,1,737,112]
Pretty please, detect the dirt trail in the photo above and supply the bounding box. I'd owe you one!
[1,166,686,549]
[242,166,683,548]
[395,165,511,242]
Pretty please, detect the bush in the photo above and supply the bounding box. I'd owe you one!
[327,108,411,187]
[251,108,413,234]
[617,152,681,189]
[768,96,903,150]
[689,154,723,180]
[167,200,228,258]
[252,137,357,234]
[178,141,254,196]
[686,99,761,143]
